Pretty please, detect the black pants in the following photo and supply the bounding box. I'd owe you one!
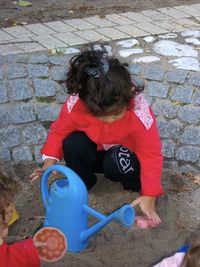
[63,131,141,191]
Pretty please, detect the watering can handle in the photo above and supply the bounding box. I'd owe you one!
[41,165,80,208]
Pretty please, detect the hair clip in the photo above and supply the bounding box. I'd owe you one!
[84,58,109,78]
[84,67,100,78]
[100,58,109,74]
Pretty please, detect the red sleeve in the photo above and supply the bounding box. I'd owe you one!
[41,100,76,159]
[0,239,40,267]
[133,110,164,196]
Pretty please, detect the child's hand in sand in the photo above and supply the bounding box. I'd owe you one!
[34,240,47,248]
[30,159,57,182]
[131,196,161,227]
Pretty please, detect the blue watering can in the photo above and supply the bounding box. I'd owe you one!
[41,165,135,252]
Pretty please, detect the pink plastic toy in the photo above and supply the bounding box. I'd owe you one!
[135,216,158,229]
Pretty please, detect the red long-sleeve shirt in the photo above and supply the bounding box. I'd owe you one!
[0,239,40,267]
[41,94,164,196]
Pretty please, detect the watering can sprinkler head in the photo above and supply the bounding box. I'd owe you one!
[41,165,135,252]
[113,204,135,227]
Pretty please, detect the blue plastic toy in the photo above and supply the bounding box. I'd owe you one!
[41,165,135,252]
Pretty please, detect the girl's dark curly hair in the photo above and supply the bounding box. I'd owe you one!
[66,44,143,116]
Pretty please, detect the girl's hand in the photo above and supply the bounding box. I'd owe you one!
[131,196,161,226]
[0,237,3,246]
[34,240,47,248]
[29,159,57,182]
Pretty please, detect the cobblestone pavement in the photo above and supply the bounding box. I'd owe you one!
[0,3,200,173]
[1,3,200,55]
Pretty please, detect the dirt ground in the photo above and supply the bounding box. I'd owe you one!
[1,160,200,267]
[1,0,200,28]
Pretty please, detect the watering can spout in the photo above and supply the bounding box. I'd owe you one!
[80,204,135,243]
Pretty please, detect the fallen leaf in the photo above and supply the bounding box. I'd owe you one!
[17,0,32,7]
[20,21,28,25]
[185,173,200,185]
[192,175,200,185]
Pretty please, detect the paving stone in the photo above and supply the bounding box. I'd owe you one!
[193,16,200,22]
[133,77,145,88]
[28,64,49,78]
[33,79,57,97]
[29,52,49,64]
[171,86,194,104]
[144,66,165,81]
[15,41,45,53]
[105,14,135,25]
[152,99,179,119]
[190,3,200,9]
[0,30,13,41]
[84,16,116,27]
[179,164,198,174]
[115,25,149,37]
[13,146,33,161]
[162,139,175,158]
[176,18,200,28]
[174,5,200,16]
[11,105,36,124]
[151,20,186,32]
[51,66,67,81]
[3,26,35,38]
[44,21,75,33]
[141,10,172,20]
[0,81,8,103]
[6,64,27,79]
[6,54,28,64]
[49,56,67,66]
[63,19,96,30]
[0,127,22,148]
[181,127,200,145]
[9,79,33,101]
[31,35,67,49]
[0,70,4,81]
[163,160,179,173]
[24,23,57,35]
[34,145,43,162]
[120,12,152,22]
[146,81,169,98]
[157,120,182,139]
[176,146,199,163]
[22,124,47,145]
[188,75,200,87]
[165,70,187,84]
[0,107,12,127]
[0,148,11,160]
[54,32,88,46]
[137,22,168,35]
[194,92,200,106]
[75,29,110,42]
[57,84,69,103]
[0,56,5,65]
[37,104,60,121]
[128,63,142,75]
[190,4,200,9]
[95,27,130,40]
[178,106,200,123]
[0,44,23,56]
[158,7,190,18]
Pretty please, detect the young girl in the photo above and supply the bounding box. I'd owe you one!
[0,174,41,267]
[153,242,200,267]
[30,44,164,226]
